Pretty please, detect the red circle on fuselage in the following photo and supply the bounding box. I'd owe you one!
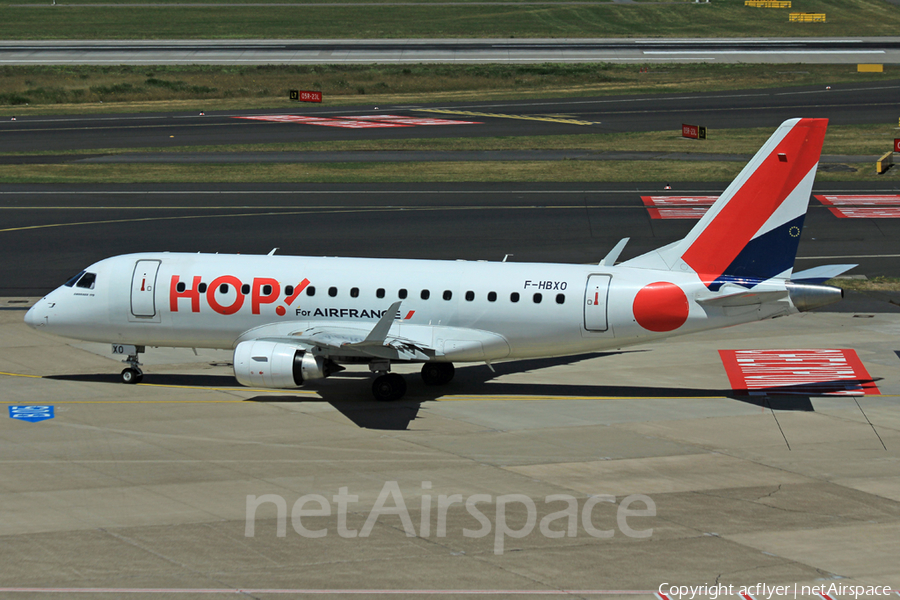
[632,282,689,332]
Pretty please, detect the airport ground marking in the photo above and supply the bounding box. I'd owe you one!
[645,194,900,220]
[815,195,900,219]
[417,109,598,126]
[719,349,880,396]
[234,114,482,129]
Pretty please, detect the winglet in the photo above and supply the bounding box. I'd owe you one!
[360,301,402,346]
[600,238,629,266]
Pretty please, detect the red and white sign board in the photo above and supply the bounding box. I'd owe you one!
[895,138,900,153]
[292,90,322,103]
[815,195,900,218]
[234,114,481,129]
[641,196,718,220]
[719,349,879,396]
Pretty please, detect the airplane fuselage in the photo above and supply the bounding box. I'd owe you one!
[26,252,795,363]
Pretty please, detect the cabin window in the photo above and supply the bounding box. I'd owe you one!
[76,272,97,289]
[465,291,475,301]
[556,293,565,305]
[351,287,359,298]
[241,284,251,295]
[306,286,316,296]
[443,290,452,301]
[533,293,542,303]
[64,271,86,287]
[328,286,338,297]
[176,282,186,293]
[219,283,229,294]
[399,288,408,299]
[198,283,208,293]
[376,288,385,299]
[510,292,520,303]
[285,285,294,296]
[262,284,272,296]
[487,291,497,302]
[421,289,430,300]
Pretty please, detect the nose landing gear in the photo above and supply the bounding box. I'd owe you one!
[120,345,145,384]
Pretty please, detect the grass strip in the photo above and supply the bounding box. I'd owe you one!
[0,0,898,39]
[0,160,890,184]
[829,277,900,292]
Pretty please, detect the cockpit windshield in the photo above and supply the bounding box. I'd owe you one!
[63,271,97,289]
[63,271,86,287]
[76,272,97,289]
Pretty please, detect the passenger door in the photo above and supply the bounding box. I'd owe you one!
[130,260,161,318]
[584,274,611,331]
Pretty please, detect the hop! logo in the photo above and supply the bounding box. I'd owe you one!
[170,275,309,316]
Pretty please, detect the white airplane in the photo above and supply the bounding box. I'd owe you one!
[25,118,854,401]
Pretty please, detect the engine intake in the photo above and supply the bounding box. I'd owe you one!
[233,340,342,388]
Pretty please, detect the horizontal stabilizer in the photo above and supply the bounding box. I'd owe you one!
[790,264,857,284]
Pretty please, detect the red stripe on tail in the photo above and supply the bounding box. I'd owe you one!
[681,118,827,284]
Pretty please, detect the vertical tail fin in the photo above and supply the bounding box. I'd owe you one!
[624,118,828,291]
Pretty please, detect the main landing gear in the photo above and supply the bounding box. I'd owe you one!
[120,345,145,384]
[369,361,455,401]
[421,362,455,386]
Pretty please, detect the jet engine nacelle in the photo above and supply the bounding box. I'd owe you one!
[233,340,341,389]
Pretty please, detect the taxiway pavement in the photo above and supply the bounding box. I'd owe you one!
[1,299,898,595]
[2,38,900,65]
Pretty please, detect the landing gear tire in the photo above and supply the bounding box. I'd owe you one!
[121,367,143,384]
[372,373,407,402]
[421,362,455,386]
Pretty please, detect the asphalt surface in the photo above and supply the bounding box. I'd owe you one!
[2,37,900,64]
[1,150,881,164]
[2,81,899,152]
[2,181,899,298]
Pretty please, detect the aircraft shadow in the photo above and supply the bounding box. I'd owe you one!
[45,373,238,387]
[46,356,879,430]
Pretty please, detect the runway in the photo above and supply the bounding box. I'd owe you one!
[2,37,900,65]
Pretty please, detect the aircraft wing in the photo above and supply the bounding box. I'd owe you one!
[237,301,509,363]
[252,301,434,361]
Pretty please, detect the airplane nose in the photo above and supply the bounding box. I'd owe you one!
[24,305,36,328]
[24,300,44,329]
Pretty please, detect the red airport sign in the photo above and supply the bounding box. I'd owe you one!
[682,124,707,140]
[289,90,323,103]
[894,138,900,153]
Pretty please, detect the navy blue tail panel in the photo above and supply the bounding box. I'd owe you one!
[708,215,805,292]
